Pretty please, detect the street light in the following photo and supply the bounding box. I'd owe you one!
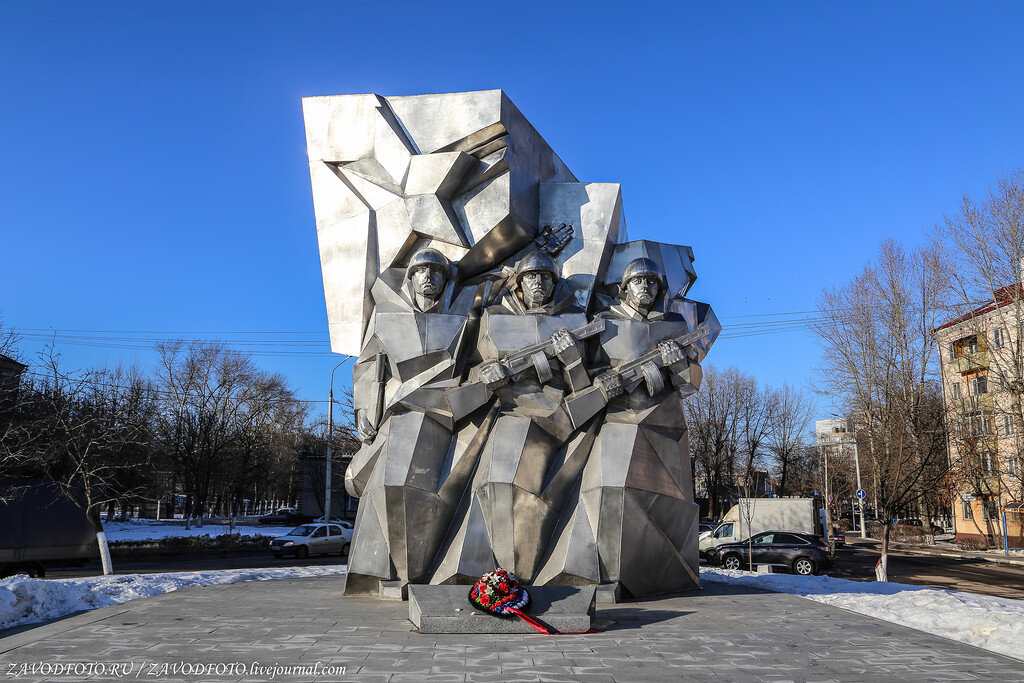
[325,357,351,523]
[830,413,867,539]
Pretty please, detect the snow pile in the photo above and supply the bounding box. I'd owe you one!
[702,567,1024,659]
[0,565,347,631]
[103,521,297,542]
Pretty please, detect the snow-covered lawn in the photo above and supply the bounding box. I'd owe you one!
[0,566,348,631]
[102,520,298,542]
[702,567,1024,660]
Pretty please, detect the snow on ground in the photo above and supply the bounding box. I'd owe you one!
[102,520,298,542]
[702,567,1024,659]
[0,565,348,631]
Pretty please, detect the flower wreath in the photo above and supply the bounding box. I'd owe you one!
[468,569,529,616]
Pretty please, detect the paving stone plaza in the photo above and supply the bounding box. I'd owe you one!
[2,576,1021,681]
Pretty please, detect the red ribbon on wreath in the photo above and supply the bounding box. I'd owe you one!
[468,570,597,635]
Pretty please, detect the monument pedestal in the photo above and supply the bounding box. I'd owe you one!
[408,584,596,634]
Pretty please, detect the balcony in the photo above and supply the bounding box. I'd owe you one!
[959,394,995,413]
[953,351,988,374]
[962,475,1003,496]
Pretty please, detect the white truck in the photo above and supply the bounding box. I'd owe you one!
[699,498,825,556]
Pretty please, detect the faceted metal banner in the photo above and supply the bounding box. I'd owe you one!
[302,89,720,599]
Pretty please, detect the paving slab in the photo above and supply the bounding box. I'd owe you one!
[0,576,1022,681]
[409,584,595,634]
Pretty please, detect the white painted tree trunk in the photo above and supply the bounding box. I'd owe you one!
[96,531,113,575]
[874,553,888,581]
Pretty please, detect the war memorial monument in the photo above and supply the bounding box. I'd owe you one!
[302,90,721,618]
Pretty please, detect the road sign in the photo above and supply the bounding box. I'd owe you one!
[856,489,866,499]
[828,495,834,502]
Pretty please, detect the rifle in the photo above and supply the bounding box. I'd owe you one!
[563,322,710,429]
[444,318,606,420]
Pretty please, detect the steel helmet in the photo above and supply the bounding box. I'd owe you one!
[619,257,665,294]
[514,251,560,285]
[405,247,451,281]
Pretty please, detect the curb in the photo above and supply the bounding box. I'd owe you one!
[848,539,1024,567]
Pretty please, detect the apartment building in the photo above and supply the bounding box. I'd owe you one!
[935,286,1024,544]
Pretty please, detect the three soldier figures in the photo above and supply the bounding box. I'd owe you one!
[343,243,716,599]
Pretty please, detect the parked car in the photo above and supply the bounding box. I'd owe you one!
[699,522,717,535]
[706,531,834,576]
[832,533,846,547]
[269,523,352,559]
[312,517,353,527]
[699,498,824,556]
[258,507,302,525]
[893,518,923,527]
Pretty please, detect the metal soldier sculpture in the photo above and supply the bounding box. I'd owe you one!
[303,90,720,598]
[345,247,482,594]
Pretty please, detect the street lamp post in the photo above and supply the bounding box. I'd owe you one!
[325,358,350,522]
[852,440,867,539]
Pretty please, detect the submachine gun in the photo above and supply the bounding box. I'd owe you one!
[563,321,710,429]
[444,318,606,420]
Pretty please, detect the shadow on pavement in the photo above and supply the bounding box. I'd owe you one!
[597,608,691,631]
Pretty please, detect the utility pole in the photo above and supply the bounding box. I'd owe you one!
[325,358,350,522]
[852,439,867,539]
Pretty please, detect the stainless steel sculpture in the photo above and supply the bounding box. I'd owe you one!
[302,90,720,598]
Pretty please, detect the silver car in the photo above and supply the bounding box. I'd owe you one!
[270,522,353,559]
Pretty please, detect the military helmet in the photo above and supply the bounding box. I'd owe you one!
[405,247,451,281]
[619,257,665,293]
[514,251,560,285]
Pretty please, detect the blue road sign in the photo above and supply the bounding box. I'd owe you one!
[856,489,866,499]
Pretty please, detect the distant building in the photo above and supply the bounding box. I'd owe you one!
[297,450,357,521]
[935,286,1024,545]
[0,353,26,393]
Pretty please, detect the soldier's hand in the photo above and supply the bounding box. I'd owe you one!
[596,372,624,399]
[659,340,685,366]
[551,328,575,355]
[481,363,509,387]
[357,411,378,444]
[536,222,574,256]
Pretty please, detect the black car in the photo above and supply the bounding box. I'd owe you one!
[258,508,303,525]
[707,531,834,576]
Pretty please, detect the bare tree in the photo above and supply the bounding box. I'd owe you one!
[686,365,744,518]
[766,384,815,497]
[1,347,155,574]
[934,168,1024,545]
[811,239,950,579]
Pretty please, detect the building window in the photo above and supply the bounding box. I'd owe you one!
[962,500,972,520]
[980,451,995,475]
[1003,414,1014,437]
[1008,457,1019,476]
[992,327,1005,349]
[969,376,988,396]
[969,412,993,435]
[982,498,999,521]
[952,382,961,399]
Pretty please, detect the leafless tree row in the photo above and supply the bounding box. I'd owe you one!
[685,365,817,519]
[0,332,355,573]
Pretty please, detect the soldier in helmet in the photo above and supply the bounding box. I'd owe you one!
[534,255,710,597]
[343,246,479,595]
[405,247,452,313]
[429,250,591,585]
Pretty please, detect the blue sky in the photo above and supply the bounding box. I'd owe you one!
[2,1,1023,416]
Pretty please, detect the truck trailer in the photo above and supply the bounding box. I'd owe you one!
[699,497,825,556]
[0,479,96,578]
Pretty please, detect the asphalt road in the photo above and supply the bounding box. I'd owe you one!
[42,552,348,579]
[827,540,1024,600]
[38,543,1024,602]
